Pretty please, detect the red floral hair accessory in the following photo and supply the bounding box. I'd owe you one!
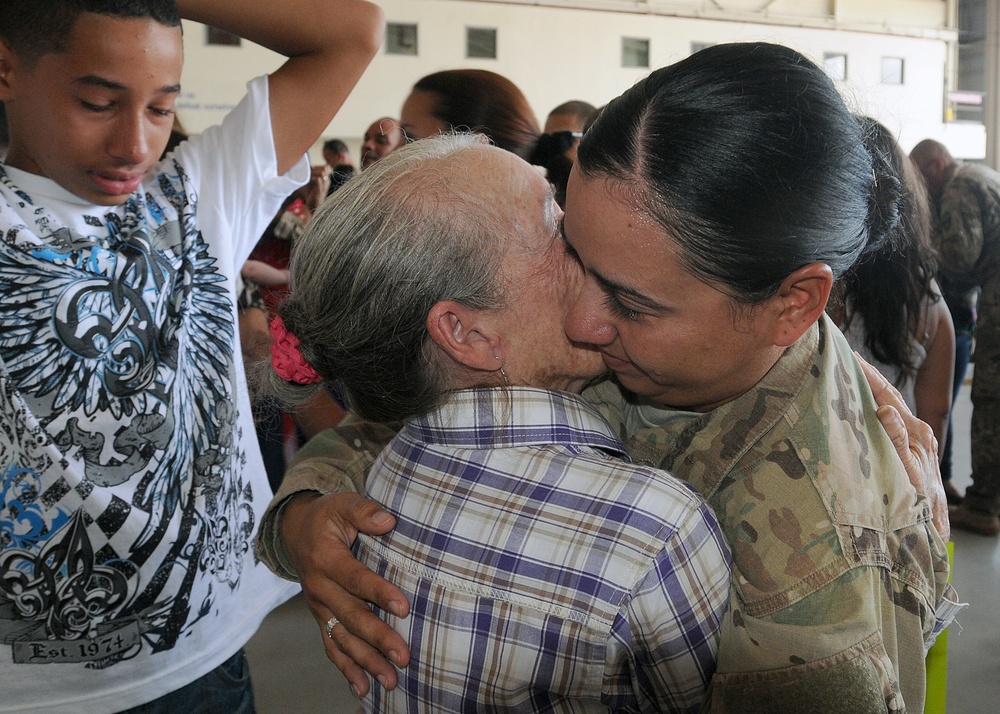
[269,315,323,385]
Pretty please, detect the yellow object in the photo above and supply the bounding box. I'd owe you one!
[924,540,954,713]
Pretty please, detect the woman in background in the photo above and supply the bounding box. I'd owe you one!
[398,68,582,205]
[399,69,540,160]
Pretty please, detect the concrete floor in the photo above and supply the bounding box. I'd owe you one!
[245,378,997,713]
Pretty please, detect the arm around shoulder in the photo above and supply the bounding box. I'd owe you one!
[255,418,398,578]
[253,417,413,698]
[861,358,949,542]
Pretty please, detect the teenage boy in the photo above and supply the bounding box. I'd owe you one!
[0,0,382,711]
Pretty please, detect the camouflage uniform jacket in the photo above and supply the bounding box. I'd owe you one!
[255,316,963,713]
[584,315,962,714]
[936,163,1000,397]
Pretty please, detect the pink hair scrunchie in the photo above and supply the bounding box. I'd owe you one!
[269,315,323,385]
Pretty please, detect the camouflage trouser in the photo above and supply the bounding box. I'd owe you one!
[966,395,1000,515]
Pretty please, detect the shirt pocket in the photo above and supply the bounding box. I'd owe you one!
[706,630,893,714]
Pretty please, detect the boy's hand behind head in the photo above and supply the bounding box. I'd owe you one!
[0,12,182,205]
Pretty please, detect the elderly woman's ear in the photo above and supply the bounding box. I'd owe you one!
[426,300,505,374]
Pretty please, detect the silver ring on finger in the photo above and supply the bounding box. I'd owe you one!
[325,616,339,639]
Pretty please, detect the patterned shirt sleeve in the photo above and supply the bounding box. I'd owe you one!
[607,500,731,712]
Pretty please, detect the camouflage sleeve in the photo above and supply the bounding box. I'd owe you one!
[935,176,988,282]
[581,379,629,436]
[254,417,399,580]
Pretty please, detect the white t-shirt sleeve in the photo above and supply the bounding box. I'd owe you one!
[169,75,310,270]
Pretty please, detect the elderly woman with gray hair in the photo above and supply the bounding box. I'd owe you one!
[267,133,732,712]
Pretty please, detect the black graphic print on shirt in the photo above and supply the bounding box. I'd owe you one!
[0,164,254,667]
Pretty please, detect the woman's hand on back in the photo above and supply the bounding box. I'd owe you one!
[281,491,411,696]
[859,357,950,542]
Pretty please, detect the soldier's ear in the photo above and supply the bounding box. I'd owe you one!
[769,262,833,347]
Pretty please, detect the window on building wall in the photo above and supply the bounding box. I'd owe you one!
[881,57,904,85]
[691,42,714,54]
[386,22,418,55]
[622,37,650,68]
[466,27,497,59]
[206,26,241,46]
[824,52,848,81]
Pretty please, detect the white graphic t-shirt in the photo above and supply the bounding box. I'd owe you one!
[0,76,305,713]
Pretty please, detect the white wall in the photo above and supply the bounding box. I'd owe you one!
[176,0,984,161]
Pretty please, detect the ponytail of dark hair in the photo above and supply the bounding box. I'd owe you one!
[860,118,905,259]
[836,117,939,383]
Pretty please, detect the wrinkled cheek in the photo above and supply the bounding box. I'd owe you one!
[560,258,586,295]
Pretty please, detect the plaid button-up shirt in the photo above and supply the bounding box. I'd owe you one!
[356,387,731,713]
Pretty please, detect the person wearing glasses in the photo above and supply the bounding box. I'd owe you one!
[544,100,598,164]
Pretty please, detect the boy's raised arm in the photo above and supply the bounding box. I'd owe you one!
[176,0,385,174]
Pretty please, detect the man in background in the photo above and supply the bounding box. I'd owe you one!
[360,116,404,169]
[912,138,1000,536]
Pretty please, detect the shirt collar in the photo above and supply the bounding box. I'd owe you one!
[0,163,107,207]
[405,387,629,459]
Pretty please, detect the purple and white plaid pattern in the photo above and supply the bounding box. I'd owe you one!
[356,387,731,712]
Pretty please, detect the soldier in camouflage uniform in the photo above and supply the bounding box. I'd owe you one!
[911,139,1000,535]
[258,44,962,713]
[582,316,960,713]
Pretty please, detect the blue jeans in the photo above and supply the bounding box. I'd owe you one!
[941,331,973,481]
[116,649,255,714]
